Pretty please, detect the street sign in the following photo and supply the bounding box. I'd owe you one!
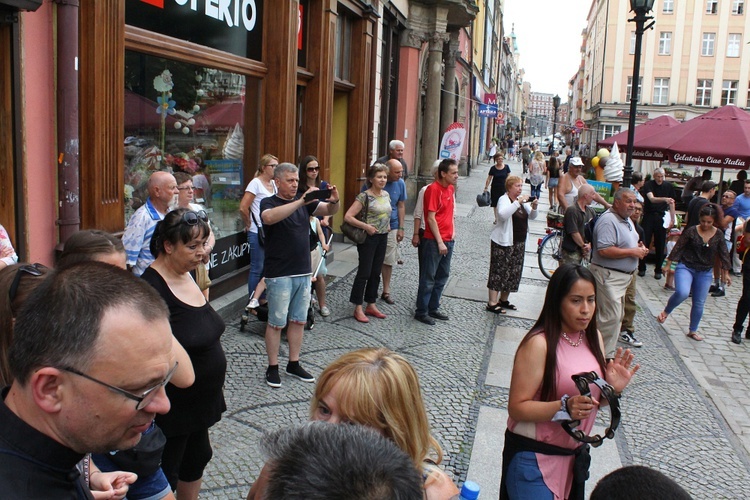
[575,119,585,128]
[478,104,498,117]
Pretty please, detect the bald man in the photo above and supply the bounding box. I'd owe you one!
[123,171,179,275]
[560,184,597,266]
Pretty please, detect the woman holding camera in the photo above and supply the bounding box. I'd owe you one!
[487,176,538,313]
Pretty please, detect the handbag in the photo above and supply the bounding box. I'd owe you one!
[340,194,370,244]
[476,190,491,207]
[250,211,265,247]
[106,423,167,477]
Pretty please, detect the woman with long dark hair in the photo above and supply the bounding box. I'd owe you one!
[501,264,639,499]
[658,203,731,341]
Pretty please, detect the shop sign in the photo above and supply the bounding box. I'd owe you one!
[208,232,251,278]
[128,0,264,61]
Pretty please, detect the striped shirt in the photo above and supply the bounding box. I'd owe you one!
[123,198,164,276]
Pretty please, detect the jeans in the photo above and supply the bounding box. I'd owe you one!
[640,212,667,274]
[504,451,554,500]
[415,239,454,317]
[530,183,542,199]
[266,276,311,328]
[665,263,712,332]
[247,230,265,297]
[732,270,750,333]
[350,233,388,305]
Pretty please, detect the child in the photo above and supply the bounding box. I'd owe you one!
[662,229,681,290]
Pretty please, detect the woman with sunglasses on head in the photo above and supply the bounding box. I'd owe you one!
[501,264,639,500]
[239,154,278,303]
[142,208,227,499]
[247,347,459,500]
[657,203,731,341]
[298,155,332,316]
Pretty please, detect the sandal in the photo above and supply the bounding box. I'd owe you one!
[499,300,518,311]
[486,303,507,314]
[687,331,703,341]
[656,311,668,324]
[380,292,395,305]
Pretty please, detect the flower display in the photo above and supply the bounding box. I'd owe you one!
[156,95,176,118]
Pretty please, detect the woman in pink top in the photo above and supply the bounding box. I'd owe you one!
[501,264,640,500]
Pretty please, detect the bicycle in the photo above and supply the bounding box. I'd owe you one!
[537,213,564,279]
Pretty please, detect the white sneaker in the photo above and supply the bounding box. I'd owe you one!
[619,330,643,348]
[247,298,260,309]
[319,305,331,317]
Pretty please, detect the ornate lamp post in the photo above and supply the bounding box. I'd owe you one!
[624,0,656,187]
[521,111,526,141]
[551,94,561,152]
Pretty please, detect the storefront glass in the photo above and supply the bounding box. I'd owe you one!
[124,50,258,258]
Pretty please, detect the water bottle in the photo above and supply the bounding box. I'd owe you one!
[451,480,480,500]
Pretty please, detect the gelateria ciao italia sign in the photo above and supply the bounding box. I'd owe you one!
[128,0,264,61]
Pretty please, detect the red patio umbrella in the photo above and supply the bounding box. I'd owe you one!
[197,98,245,129]
[124,89,179,130]
[597,115,681,160]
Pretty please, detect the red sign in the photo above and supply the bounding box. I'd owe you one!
[575,119,585,128]
[484,93,497,106]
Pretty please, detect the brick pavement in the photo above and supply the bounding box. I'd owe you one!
[201,157,750,498]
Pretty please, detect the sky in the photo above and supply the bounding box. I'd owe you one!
[503,0,593,97]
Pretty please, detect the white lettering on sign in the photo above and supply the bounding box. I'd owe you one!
[171,0,256,31]
[219,242,250,264]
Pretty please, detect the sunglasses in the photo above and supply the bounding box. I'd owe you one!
[9,263,46,304]
[181,210,208,225]
[306,167,320,172]
[60,361,179,411]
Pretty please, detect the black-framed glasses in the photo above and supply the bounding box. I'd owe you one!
[60,361,178,411]
[8,263,46,303]
[181,210,208,225]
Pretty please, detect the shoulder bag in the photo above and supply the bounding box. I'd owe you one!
[340,193,370,244]
[250,211,265,247]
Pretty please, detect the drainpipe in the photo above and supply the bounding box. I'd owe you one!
[54,0,80,243]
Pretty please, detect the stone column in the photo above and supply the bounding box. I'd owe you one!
[419,32,450,177]
[440,32,460,134]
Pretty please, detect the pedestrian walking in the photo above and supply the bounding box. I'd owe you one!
[639,167,676,280]
[484,153,512,223]
[528,151,546,201]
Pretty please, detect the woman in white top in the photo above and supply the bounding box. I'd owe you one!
[239,154,278,299]
[487,176,538,313]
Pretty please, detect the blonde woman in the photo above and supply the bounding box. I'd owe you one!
[247,348,459,500]
[528,151,546,201]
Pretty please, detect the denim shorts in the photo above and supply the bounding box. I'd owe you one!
[505,451,553,500]
[266,275,311,328]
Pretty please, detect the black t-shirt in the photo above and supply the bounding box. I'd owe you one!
[685,196,709,228]
[260,195,320,278]
[0,389,92,499]
[142,268,227,437]
[642,180,675,215]
[512,206,529,243]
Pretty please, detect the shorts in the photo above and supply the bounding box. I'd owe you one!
[383,231,401,266]
[266,275,311,329]
[548,178,559,188]
[92,454,171,500]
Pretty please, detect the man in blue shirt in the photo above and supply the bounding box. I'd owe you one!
[732,180,750,219]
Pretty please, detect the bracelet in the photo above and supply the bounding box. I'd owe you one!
[552,394,572,422]
[398,227,405,231]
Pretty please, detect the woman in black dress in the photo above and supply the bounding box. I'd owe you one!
[484,153,511,223]
[143,208,226,499]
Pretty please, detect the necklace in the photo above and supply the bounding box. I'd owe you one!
[561,330,584,347]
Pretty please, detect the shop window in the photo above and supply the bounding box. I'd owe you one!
[124,51,259,240]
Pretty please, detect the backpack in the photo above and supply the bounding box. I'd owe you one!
[584,211,602,244]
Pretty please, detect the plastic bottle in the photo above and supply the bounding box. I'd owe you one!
[451,480,480,500]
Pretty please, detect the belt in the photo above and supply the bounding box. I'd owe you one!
[592,263,635,275]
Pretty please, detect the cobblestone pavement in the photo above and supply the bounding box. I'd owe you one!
[201,157,750,498]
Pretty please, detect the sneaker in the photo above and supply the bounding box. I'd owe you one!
[286,362,315,383]
[319,305,331,317]
[619,330,643,348]
[265,366,281,388]
[247,298,260,309]
[711,287,725,297]
[732,330,742,344]
[414,315,435,326]
[708,284,718,294]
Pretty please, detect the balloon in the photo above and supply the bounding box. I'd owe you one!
[597,148,610,159]
[591,156,600,168]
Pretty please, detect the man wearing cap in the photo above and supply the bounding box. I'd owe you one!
[557,157,611,212]
[684,181,717,229]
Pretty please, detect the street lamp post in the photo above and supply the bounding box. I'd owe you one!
[624,0,656,188]
[521,111,526,141]
[551,94,561,153]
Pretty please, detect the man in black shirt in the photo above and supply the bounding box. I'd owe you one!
[0,263,174,498]
[685,181,716,228]
[260,163,340,388]
[639,167,676,279]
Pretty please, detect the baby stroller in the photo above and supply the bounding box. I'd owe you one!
[305,233,333,330]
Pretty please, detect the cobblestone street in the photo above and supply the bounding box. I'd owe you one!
[203,158,750,498]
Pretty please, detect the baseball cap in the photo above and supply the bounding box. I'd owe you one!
[570,157,584,167]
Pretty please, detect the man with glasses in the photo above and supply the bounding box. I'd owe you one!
[591,189,649,358]
[0,262,175,497]
[123,171,179,276]
[260,163,340,388]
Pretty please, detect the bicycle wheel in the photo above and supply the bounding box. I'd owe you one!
[538,231,562,279]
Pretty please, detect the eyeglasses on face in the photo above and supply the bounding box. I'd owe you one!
[60,361,178,411]
[181,210,208,225]
[307,167,320,172]
[9,263,46,303]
